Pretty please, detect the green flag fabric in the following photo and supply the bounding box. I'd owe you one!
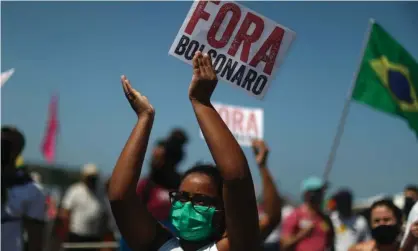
[352,21,418,137]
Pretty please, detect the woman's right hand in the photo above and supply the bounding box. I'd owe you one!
[188,51,218,104]
[121,75,154,117]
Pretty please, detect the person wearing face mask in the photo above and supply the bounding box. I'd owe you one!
[280,177,335,251]
[349,199,403,251]
[59,164,111,251]
[330,189,371,251]
[109,52,261,251]
[403,186,418,222]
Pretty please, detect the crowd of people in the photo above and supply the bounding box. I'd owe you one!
[2,51,418,251]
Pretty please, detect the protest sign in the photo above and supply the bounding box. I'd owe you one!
[199,102,264,147]
[169,1,296,99]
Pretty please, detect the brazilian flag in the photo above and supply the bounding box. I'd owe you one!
[352,21,418,137]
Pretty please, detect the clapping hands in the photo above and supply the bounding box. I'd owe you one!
[188,51,218,104]
[121,75,154,118]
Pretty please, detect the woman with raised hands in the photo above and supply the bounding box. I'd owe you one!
[108,51,260,251]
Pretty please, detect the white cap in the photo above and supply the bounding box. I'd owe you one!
[81,163,99,177]
[31,172,42,184]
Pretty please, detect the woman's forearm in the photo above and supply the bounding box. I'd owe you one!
[259,164,282,229]
[191,100,250,181]
[108,114,154,201]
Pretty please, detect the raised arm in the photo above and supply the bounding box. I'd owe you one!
[188,51,260,251]
[108,76,171,250]
[252,140,282,241]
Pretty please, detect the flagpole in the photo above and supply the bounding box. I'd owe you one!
[322,19,375,182]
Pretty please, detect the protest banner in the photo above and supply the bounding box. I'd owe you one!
[1,68,15,87]
[199,102,264,147]
[169,1,296,99]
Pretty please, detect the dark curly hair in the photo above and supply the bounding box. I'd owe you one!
[164,129,188,166]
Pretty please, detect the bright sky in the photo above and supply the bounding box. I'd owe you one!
[2,1,418,200]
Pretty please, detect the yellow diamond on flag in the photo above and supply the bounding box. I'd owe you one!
[369,56,418,112]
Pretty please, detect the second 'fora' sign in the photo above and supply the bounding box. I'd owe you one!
[169,1,296,99]
[199,102,264,147]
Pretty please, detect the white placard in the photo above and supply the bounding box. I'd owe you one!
[169,1,296,99]
[199,102,264,147]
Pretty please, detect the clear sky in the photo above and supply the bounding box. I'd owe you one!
[1,1,418,200]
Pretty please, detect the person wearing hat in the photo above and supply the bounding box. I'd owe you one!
[280,176,335,251]
[1,126,46,251]
[59,163,110,251]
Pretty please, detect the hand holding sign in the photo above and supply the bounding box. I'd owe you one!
[121,75,154,117]
[189,51,218,104]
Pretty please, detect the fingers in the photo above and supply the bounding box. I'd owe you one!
[192,51,202,70]
[252,139,267,149]
[121,75,143,103]
[252,139,260,147]
[192,51,216,79]
[121,75,129,93]
[192,52,202,77]
[121,75,134,93]
[202,53,216,78]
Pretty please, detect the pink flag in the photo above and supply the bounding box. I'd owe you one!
[41,95,59,163]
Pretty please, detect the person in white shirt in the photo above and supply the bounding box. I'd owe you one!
[1,126,46,251]
[401,201,418,251]
[108,52,262,251]
[60,163,110,251]
[330,189,370,251]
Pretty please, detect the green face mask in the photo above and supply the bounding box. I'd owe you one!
[170,200,216,241]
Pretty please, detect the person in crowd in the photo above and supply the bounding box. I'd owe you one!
[137,129,189,231]
[252,140,284,251]
[401,201,418,251]
[403,185,418,221]
[280,176,335,251]
[262,204,294,251]
[108,51,261,251]
[349,199,403,251]
[59,163,112,251]
[119,130,189,251]
[98,179,118,251]
[1,126,46,251]
[330,189,370,251]
[251,139,284,251]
